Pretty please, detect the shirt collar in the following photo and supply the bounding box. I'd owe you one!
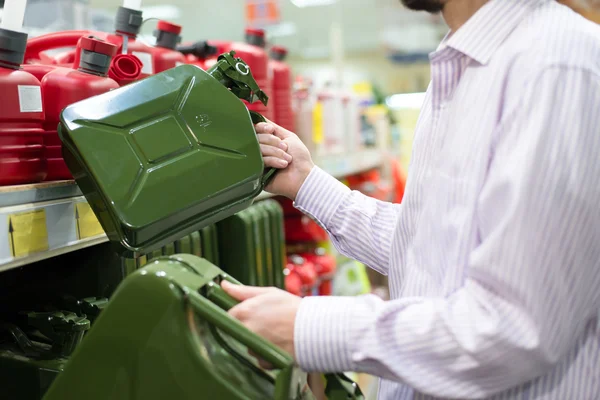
[439,0,549,65]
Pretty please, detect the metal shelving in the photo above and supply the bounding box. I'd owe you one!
[0,150,383,272]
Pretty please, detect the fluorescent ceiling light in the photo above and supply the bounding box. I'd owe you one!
[386,92,426,109]
[291,0,338,8]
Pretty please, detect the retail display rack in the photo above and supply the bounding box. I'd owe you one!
[0,149,383,272]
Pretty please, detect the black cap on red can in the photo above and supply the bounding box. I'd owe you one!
[270,45,287,61]
[154,20,183,50]
[114,6,143,37]
[0,28,28,69]
[77,36,118,76]
[245,27,266,48]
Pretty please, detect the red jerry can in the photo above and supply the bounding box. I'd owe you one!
[0,27,46,185]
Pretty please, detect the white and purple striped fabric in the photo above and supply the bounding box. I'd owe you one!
[292,0,600,398]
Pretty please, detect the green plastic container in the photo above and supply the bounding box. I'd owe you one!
[58,53,274,257]
[217,209,258,285]
[42,255,363,400]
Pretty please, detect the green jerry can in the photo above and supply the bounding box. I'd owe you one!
[42,255,364,400]
[174,234,192,254]
[216,209,258,286]
[200,225,220,265]
[162,242,176,256]
[257,199,286,289]
[190,231,202,257]
[247,205,268,286]
[58,51,276,258]
[0,310,91,400]
[255,203,275,287]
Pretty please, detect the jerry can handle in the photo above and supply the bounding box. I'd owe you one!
[250,111,278,188]
[188,287,294,370]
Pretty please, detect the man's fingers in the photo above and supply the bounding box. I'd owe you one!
[263,156,288,168]
[260,144,292,162]
[257,133,288,151]
[248,349,275,369]
[221,280,273,301]
[255,121,292,140]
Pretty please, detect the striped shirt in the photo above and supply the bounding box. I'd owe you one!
[292,1,600,399]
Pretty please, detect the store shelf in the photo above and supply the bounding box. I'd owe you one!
[315,149,383,179]
[0,181,108,272]
[0,149,383,272]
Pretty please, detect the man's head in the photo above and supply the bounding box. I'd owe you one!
[401,0,445,13]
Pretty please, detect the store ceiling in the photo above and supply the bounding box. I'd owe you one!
[88,0,447,58]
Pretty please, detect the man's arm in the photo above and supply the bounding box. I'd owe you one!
[294,66,600,398]
[294,167,402,275]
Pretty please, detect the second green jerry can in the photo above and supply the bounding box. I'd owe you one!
[58,52,273,257]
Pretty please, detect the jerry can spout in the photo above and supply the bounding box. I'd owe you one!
[207,51,269,106]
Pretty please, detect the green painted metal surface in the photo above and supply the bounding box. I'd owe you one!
[175,235,192,254]
[42,255,317,400]
[58,52,274,258]
[190,232,202,257]
[258,200,286,289]
[216,209,258,286]
[162,242,176,256]
[247,206,267,286]
[255,203,275,286]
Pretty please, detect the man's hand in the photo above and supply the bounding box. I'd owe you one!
[221,280,301,361]
[256,121,314,200]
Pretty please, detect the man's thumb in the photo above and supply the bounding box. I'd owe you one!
[221,280,272,301]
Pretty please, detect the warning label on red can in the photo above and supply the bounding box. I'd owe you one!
[18,85,43,113]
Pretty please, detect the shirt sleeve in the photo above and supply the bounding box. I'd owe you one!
[294,166,402,275]
[294,66,600,398]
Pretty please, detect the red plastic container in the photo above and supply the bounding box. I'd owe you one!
[24,8,183,79]
[270,46,294,131]
[151,20,186,72]
[285,255,318,297]
[0,28,46,185]
[302,249,336,296]
[40,36,120,180]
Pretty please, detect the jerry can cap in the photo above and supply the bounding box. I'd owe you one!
[0,27,28,68]
[115,6,143,36]
[154,20,182,49]
[156,20,182,35]
[79,35,118,57]
[270,45,288,61]
[245,28,266,47]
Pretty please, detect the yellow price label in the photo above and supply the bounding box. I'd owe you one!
[75,202,104,240]
[312,101,324,144]
[8,209,49,258]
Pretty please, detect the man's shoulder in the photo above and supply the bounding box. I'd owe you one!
[495,2,600,105]
[505,2,600,73]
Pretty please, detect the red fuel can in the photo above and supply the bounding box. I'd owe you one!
[269,46,294,131]
[0,27,46,185]
[301,249,336,296]
[152,20,186,72]
[40,36,119,180]
[24,8,182,79]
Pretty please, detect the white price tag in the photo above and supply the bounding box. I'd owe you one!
[132,51,154,75]
[18,85,43,113]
